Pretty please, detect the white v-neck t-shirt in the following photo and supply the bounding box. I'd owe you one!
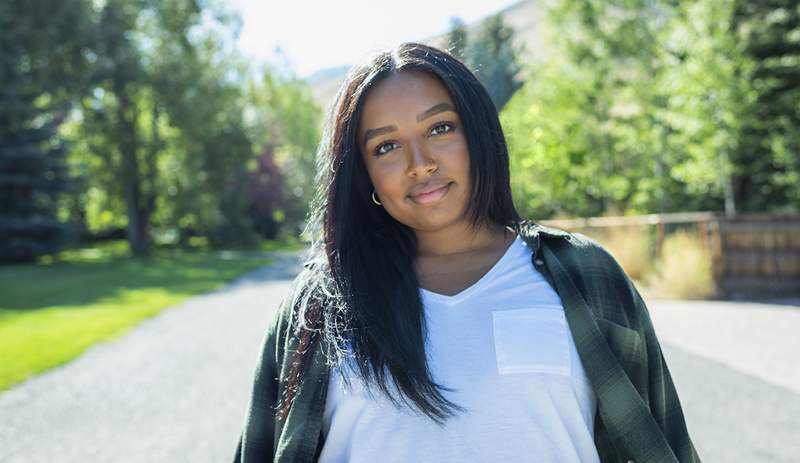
[318,236,600,463]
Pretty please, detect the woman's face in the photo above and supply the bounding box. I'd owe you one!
[358,70,471,234]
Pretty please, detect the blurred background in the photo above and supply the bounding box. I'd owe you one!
[1,0,799,462]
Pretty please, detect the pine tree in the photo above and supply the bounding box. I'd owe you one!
[732,0,800,212]
[0,1,88,262]
[0,73,73,261]
[453,14,523,110]
[446,17,468,60]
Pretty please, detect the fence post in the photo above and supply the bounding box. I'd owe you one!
[656,221,665,257]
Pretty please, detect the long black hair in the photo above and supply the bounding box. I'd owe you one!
[283,42,520,424]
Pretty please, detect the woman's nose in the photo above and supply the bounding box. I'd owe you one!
[406,141,437,177]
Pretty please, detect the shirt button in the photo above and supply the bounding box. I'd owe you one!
[534,259,544,266]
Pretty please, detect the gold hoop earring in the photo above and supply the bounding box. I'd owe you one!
[371,191,382,206]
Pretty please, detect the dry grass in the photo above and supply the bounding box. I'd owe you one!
[579,226,652,281]
[573,225,716,300]
[598,226,652,281]
[647,230,716,299]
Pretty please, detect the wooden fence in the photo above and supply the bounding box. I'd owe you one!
[541,212,800,298]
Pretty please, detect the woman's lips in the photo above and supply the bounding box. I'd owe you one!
[409,183,451,205]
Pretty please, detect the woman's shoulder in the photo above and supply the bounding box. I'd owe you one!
[271,254,342,340]
[518,220,621,267]
[275,264,326,322]
[521,220,644,323]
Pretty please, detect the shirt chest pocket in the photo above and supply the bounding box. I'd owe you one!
[492,308,571,376]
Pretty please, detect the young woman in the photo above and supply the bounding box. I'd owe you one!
[234,43,700,463]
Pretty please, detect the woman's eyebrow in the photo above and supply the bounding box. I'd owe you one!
[362,102,456,147]
[416,102,455,122]
[364,125,397,147]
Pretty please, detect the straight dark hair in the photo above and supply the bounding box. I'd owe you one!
[284,42,520,424]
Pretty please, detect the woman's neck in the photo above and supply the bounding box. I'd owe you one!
[414,220,511,257]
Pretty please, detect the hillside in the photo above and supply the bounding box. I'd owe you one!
[306,0,545,111]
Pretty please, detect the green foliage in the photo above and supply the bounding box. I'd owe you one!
[244,70,322,233]
[502,0,798,218]
[0,94,73,261]
[0,0,324,261]
[57,0,322,253]
[468,15,524,110]
[731,1,800,212]
[0,0,95,262]
[242,146,285,240]
[502,60,608,218]
[446,17,468,60]
[446,15,523,110]
[69,0,256,254]
[657,0,753,215]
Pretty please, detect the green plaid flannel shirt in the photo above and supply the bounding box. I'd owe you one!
[234,221,701,463]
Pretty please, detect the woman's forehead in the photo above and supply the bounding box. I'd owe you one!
[359,71,455,124]
[368,71,451,103]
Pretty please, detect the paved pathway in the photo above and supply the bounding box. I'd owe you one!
[1,252,798,462]
[648,300,800,463]
[648,299,800,394]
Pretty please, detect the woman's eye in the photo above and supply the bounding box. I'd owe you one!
[375,141,398,155]
[431,122,453,136]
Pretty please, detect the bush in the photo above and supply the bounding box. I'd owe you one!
[600,226,652,281]
[648,230,715,299]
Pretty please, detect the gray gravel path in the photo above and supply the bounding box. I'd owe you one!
[648,300,800,393]
[646,300,800,463]
[0,251,304,463]
[2,254,798,462]
[662,343,800,463]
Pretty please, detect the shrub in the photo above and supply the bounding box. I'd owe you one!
[648,230,715,299]
[578,225,652,281]
[599,225,652,281]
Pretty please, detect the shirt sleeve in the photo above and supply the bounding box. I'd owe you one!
[234,297,289,463]
[630,282,702,463]
[574,232,702,462]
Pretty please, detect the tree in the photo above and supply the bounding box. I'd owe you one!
[0,85,73,261]
[445,17,468,60]
[243,145,285,239]
[468,14,524,110]
[0,0,94,262]
[444,14,523,110]
[73,0,262,253]
[658,0,752,216]
[75,0,165,256]
[730,0,800,212]
[516,0,799,217]
[502,0,685,218]
[245,68,321,234]
[501,0,770,219]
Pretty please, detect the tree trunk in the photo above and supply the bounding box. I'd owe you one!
[117,89,150,256]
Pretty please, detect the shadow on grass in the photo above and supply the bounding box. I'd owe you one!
[0,241,302,311]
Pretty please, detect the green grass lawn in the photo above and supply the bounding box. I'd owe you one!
[0,240,287,391]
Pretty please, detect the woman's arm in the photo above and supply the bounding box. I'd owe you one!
[631,283,702,463]
[567,232,702,462]
[234,297,289,463]
[592,235,701,462]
